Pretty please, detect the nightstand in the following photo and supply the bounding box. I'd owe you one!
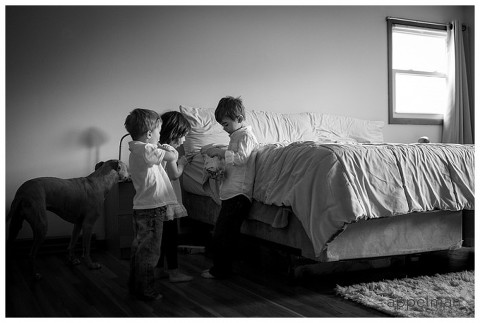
[104,181,135,259]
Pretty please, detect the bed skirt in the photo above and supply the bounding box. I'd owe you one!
[182,191,463,262]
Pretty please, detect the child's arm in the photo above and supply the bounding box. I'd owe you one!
[157,143,178,162]
[163,150,178,162]
[144,143,177,165]
[166,156,188,180]
[207,133,256,166]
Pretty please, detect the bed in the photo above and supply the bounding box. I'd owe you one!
[178,105,475,263]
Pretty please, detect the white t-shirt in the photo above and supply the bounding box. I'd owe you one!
[220,125,258,201]
[128,141,178,209]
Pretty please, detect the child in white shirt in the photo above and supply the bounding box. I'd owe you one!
[124,108,179,301]
[201,96,259,279]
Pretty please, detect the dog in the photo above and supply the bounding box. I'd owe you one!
[7,159,129,280]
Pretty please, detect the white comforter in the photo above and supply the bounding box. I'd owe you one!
[253,142,475,257]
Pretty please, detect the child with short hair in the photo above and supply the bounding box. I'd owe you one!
[124,108,179,301]
[156,111,193,283]
[201,96,259,279]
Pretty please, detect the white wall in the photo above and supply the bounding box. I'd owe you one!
[5,6,473,239]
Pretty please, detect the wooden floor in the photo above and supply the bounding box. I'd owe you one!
[5,245,474,317]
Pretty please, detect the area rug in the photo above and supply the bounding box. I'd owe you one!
[335,270,474,317]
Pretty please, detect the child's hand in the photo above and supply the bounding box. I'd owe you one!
[158,143,175,152]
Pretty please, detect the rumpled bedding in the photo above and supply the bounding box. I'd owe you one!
[201,156,223,205]
[253,142,474,257]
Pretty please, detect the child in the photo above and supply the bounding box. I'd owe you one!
[155,111,193,283]
[124,108,179,301]
[201,96,259,279]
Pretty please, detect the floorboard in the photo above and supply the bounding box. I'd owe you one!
[5,246,473,317]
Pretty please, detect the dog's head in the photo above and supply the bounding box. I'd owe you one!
[95,160,129,181]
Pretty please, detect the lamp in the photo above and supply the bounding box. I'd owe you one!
[118,133,130,161]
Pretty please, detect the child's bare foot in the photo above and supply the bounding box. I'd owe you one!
[168,269,193,283]
[201,269,216,279]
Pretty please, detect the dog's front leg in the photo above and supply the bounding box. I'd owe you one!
[82,223,101,270]
[67,223,82,266]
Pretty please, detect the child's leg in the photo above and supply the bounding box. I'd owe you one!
[129,208,164,298]
[158,219,178,270]
[128,215,140,293]
[158,218,193,282]
[209,195,251,278]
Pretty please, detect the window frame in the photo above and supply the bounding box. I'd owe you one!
[387,17,448,125]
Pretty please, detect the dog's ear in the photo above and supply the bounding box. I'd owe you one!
[115,160,121,172]
[95,161,105,171]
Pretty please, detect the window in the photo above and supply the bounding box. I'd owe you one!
[387,17,448,125]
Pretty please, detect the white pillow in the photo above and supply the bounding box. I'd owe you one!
[180,106,384,157]
[180,105,229,157]
[180,105,317,157]
[245,110,317,144]
[309,113,384,143]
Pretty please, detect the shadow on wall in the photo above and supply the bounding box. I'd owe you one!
[79,127,109,171]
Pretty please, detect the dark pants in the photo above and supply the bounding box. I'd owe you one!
[156,218,178,270]
[209,195,251,278]
[128,207,165,297]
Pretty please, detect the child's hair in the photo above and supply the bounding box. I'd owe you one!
[214,96,246,123]
[124,108,162,140]
[160,111,191,144]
